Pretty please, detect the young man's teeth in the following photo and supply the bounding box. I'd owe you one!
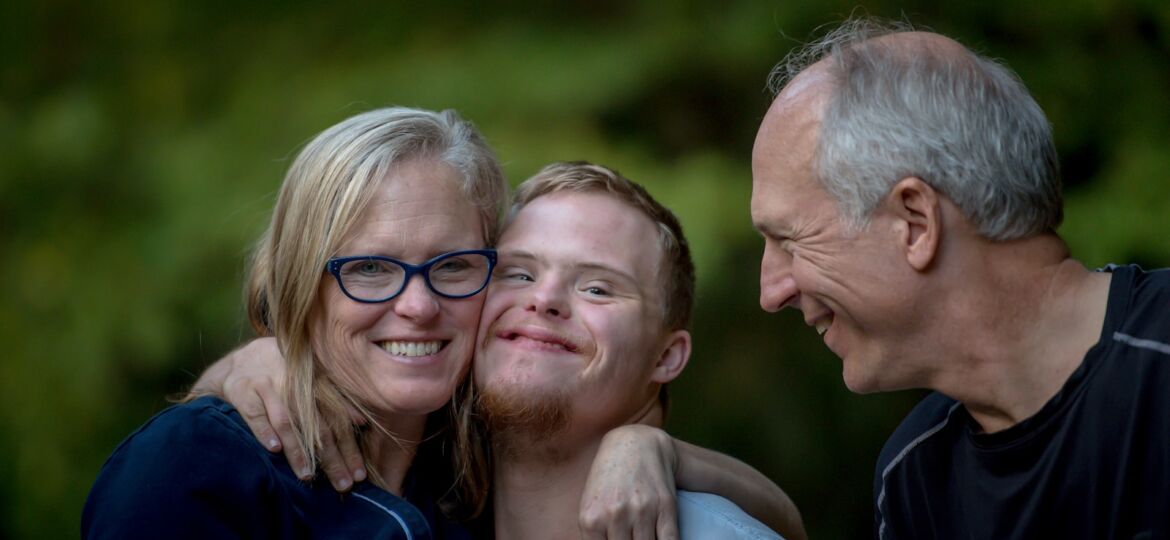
[816,320,830,336]
[382,341,441,357]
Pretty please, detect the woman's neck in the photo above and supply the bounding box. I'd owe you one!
[363,413,429,495]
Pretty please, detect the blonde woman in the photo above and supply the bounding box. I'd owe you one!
[84,107,502,538]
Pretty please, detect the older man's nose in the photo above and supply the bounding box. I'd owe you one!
[759,244,799,312]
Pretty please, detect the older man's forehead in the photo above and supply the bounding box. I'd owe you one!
[756,61,831,154]
[774,58,835,104]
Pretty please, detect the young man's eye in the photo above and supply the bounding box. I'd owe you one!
[584,286,609,296]
[498,267,534,282]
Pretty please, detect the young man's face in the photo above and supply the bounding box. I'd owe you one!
[474,191,672,440]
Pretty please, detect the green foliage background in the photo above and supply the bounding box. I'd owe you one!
[3,1,1168,538]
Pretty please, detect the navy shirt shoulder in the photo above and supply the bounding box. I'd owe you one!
[84,396,465,539]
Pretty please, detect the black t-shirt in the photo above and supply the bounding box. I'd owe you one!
[873,265,1170,539]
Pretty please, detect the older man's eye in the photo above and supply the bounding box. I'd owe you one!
[779,237,799,253]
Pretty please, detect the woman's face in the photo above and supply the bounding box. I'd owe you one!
[311,159,486,419]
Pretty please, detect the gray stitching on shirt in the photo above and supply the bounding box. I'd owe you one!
[1113,331,1170,356]
[876,401,963,539]
[353,492,414,540]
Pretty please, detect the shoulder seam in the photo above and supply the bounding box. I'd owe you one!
[875,401,963,539]
[352,492,427,540]
[1113,331,1170,356]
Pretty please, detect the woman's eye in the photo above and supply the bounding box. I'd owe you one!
[358,262,382,274]
[436,259,469,272]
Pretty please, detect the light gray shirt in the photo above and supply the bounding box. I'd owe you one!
[678,490,784,540]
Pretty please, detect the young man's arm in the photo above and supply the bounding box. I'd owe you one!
[189,338,366,490]
[581,424,805,540]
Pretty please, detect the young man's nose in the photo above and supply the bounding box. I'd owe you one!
[526,280,571,319]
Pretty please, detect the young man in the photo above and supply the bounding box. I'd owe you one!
[751,17,1170,538]
[476,162,786,539]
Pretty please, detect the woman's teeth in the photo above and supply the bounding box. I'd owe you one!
[381,341,442,357]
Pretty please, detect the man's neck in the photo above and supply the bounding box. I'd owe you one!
[928,235,1111,432]
[491,435,600,540]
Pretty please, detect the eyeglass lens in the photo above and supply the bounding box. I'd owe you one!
[337,252,492,300]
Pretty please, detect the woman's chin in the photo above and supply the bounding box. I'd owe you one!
[367,385,456,418]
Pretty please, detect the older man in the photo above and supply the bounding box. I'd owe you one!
[751,18,1170,538]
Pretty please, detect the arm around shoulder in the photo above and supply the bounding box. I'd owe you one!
[582,424,805,540]
[673,437,805,540]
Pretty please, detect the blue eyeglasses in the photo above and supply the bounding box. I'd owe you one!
[324,249,497,303]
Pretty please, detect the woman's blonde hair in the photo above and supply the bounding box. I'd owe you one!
[246,107,503,516]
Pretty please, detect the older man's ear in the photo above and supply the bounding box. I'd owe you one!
[887,176,942,272]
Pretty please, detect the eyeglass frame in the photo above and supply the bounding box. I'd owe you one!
[323,249,498,304]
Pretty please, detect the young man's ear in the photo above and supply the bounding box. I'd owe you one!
[887,176,941,271]
[651,329,691,384]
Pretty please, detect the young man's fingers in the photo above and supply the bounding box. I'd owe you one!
[251,384,311,479]
[633,524,657,540]
[332,423,366,484]
[606,524,633,540]
[234,388,281,453]
[655,504,680,540]
[318,431,354,492]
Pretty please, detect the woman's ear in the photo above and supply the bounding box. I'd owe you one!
[887,176,941,271]
[651,330,691,384]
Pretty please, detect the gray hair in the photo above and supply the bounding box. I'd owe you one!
[769,18,1062,240]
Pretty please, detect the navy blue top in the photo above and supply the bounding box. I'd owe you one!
[83,396,471,539]
[873,265,1170,539]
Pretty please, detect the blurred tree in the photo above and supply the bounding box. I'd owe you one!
[2,1,1167,538]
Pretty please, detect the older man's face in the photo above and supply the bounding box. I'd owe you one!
[750,68,921,394]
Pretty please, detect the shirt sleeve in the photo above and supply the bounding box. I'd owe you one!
[82,399,288,539]
[677,490,784,540]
